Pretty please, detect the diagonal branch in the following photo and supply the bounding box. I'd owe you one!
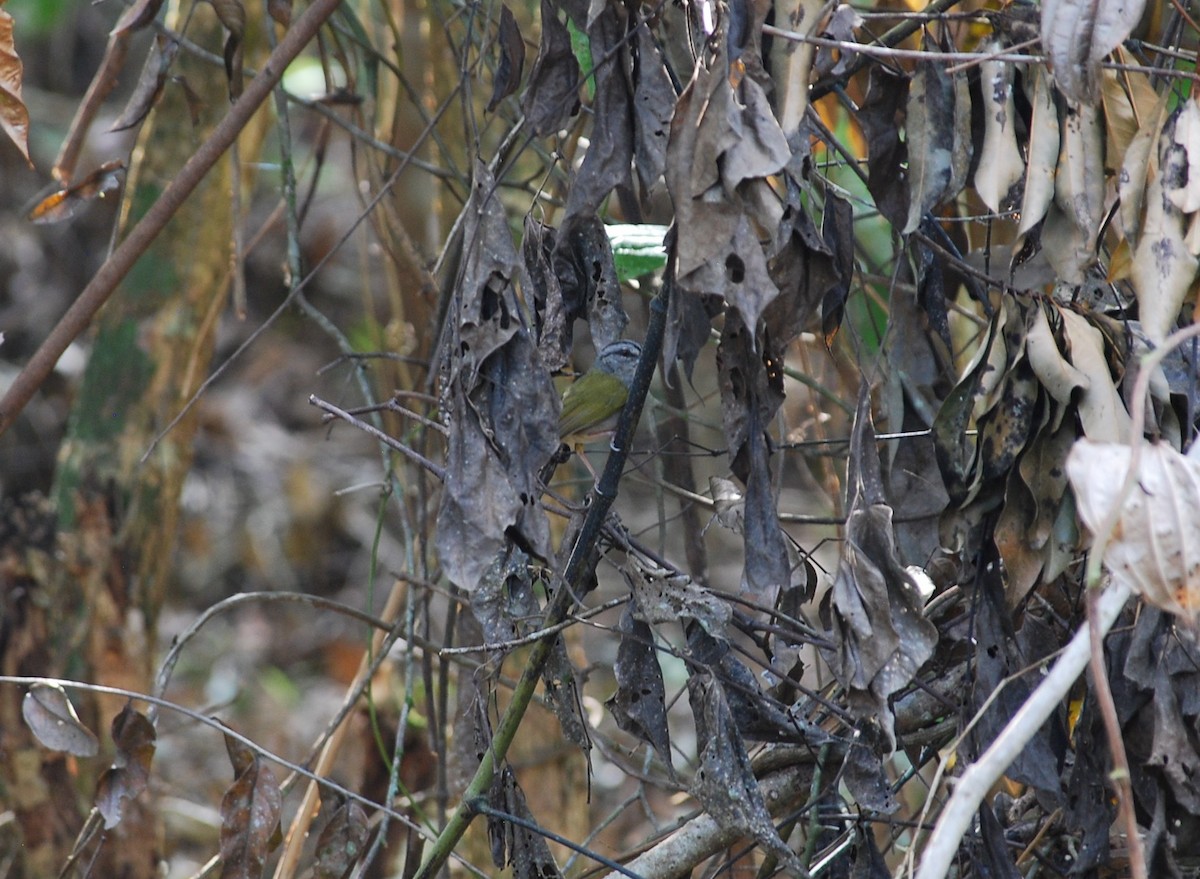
[0,0,345,437]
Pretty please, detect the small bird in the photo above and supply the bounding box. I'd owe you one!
[558,339,642,442]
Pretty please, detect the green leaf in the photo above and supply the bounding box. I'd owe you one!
[606,223,667,283]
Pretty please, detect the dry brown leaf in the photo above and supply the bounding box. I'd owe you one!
[1068,439,1200,620]
[28,160,125,225]
[0,8,29,165]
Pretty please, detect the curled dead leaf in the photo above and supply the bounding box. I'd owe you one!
[1067,439,1200,620]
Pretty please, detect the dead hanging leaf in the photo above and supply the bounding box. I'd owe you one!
[973,46,1025,213]
[210,0,245,99]
[1025,302,1089,407]
[219,730,282,879]
[113,0,165,34]
[821,394,937,748]
[94,704,157,829]
[1118,89,1172,248]
[631,22,673,195]
[1040,0,1147,105]
[28,160,125,224]
[313,798,369,879]
[487,5,525,113]
[1101,64,1159,173]
[487,766,563,878]
[665,41,787,324]
[0,8,30,166]
[1067,439,1200,620]
[267,0,291,27]
[606,602,674,775]
[1044,102,1105,284]
[1017,67,1059,237]
[435,163,560,591]
[552,215,629,350]
[521,218,569,369]
[22,683,100,757]
[1132,108,1199,345]
[522,0,580,136]
[563,5,633,220]
[858,66,909,229]
[111,35,179,132]
[687,625,827,744]
[765,177,841,345]
[1058,308,1131,442]
[687,673,807,874]
[625,555,731,636]
[716,314,789,596]
[904,49,957,233]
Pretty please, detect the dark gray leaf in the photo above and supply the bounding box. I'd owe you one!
[94,704,156,829]
[471,547,541,659]
[626,557,731,636]
[1150,665,1200,812]
[22,683,99,757]
[541,634,590,752]
[552,215,629,349]
[111,35,179,132]
[765,177,837,346]
[563,4,634,221]
[435,164,560,591]
[314,798,369,879]
[688,625,827,744]
[606,602,673,772]
[522,218,569,370]
[632,23,674,196]
[522,0,580,136]
[858,66,909,229]
[841,724,897,813]
[821,394,937,746]
[487,5,526,113]
[687,673,806,873]
[488,766,563,879]
[904,48,958,233]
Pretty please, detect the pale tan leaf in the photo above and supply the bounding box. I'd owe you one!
[1101,65,1158,172]
[1118,90,1171,247]
[1067,439,1200,619]
[1017,67,1059,236]
[1041,0,1148,105]
[1025,303,1089,406]
[1047,102,1105,283]
[1132,111,1199,344]
[973,47,1025,213]
[1058,309,1131,442]
[903,54,956,233]
[0,9,29,165]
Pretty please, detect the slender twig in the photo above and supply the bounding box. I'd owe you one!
[310,395,446,479]
[0,0,345,437]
